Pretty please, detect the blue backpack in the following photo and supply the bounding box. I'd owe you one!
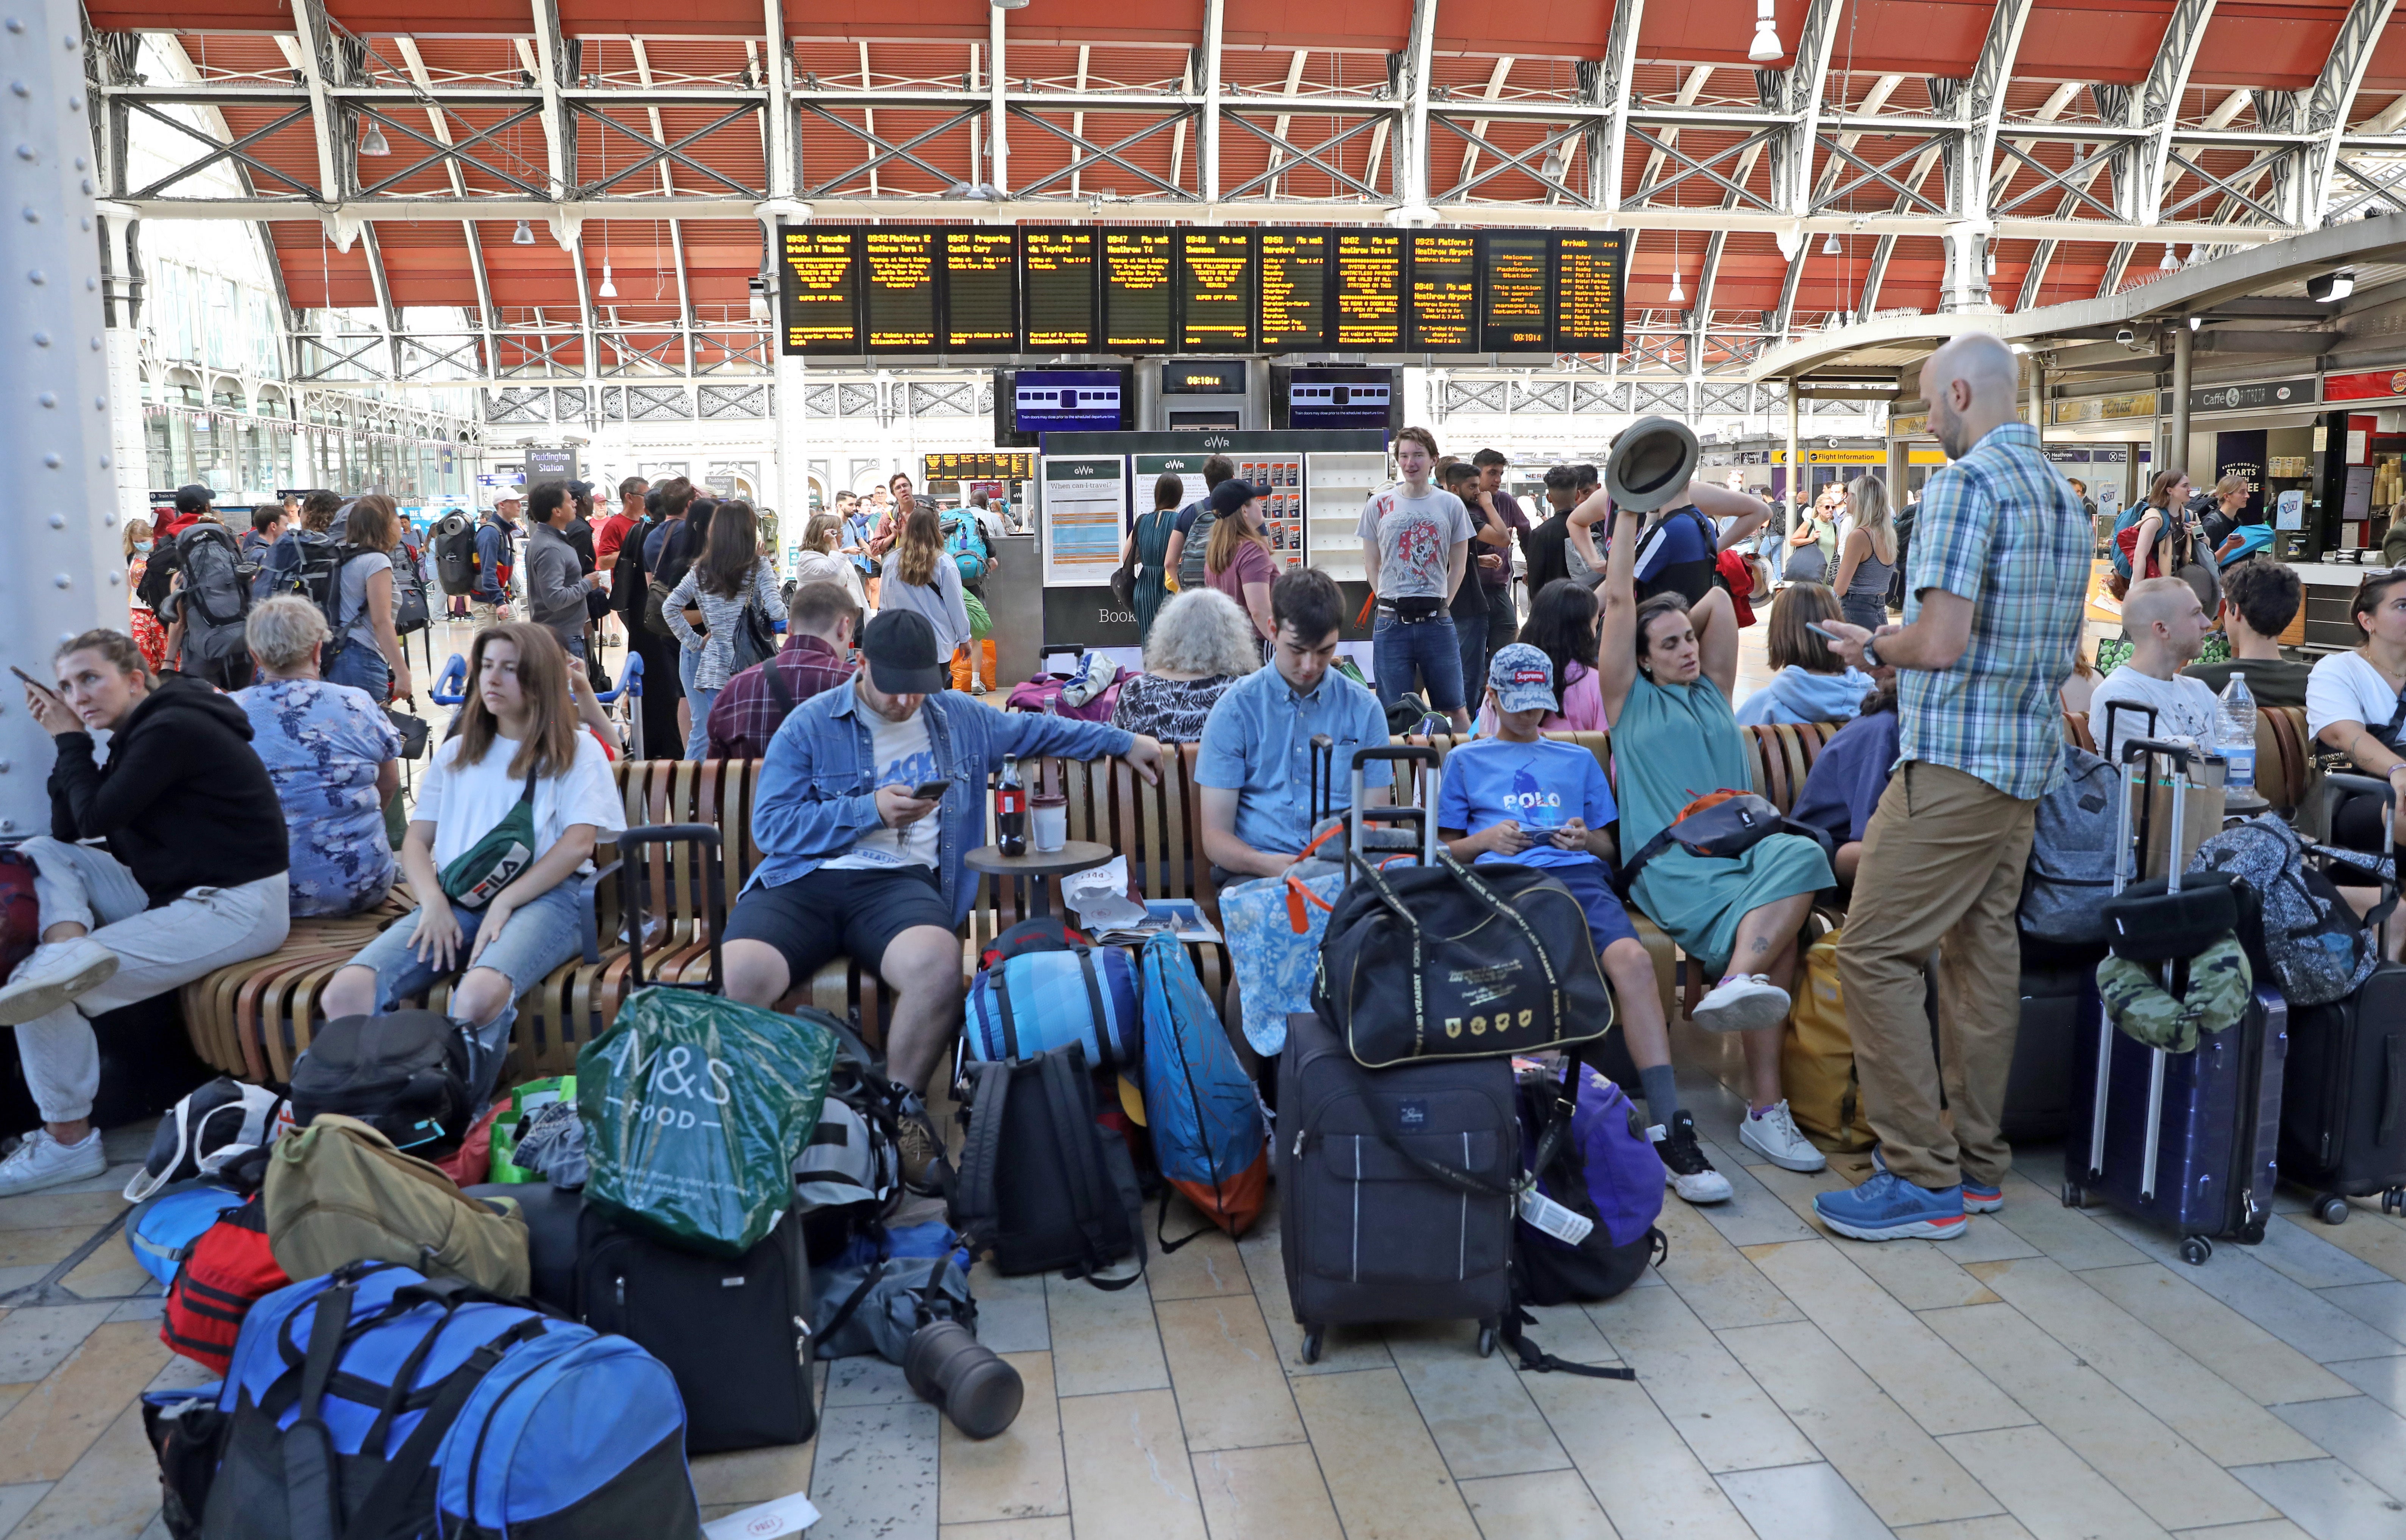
[147,1260,703,1539]
[126,1181,245,1288]
[944,512,990,585]
[1515,1065,1667,1305]
[965,943,1142,1069]
[1139,930,1269,1241]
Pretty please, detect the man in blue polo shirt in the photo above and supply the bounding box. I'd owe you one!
[1198,567,1392,881]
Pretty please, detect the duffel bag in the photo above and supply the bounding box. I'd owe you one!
[964,943,1141,1069]
[161,1197,288,1375]
[153,1260,703,1540]
[263,1114,530,1297]
[1138,930,1267,1241]
[129,1182,247,1288]
[1313,853,1612,1068]
[286,1010,475,1158]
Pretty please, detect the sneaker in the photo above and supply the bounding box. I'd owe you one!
[0,939,119,1027]
[1813,1169,1967,1241]
[1738,1099,1828,1173]
[1870,1146,2002,1213]
[1690,973,1791,1034]
[896,1113,944,1192]
[0,1128,105,1198]
[1651,1112,1733,1204]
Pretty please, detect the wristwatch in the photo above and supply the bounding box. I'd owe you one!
[1861,635,1883,670]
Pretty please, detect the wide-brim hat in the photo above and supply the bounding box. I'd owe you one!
[1606,416,1701,513]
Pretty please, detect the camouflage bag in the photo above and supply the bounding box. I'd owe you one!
[2096,938,2253,1053]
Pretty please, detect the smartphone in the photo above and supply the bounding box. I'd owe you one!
[8,666,55,695]
[1804,622,1846,644]
[909,779,952,801]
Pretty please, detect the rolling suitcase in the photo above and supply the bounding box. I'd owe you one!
[2065,738,2286,1265]
[2004,960,2090,1144]
[2281,774,2406,1224]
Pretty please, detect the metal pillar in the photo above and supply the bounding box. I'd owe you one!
[2170,323,2194,476]
[1784,387,1802,510]
[2,0,119,835]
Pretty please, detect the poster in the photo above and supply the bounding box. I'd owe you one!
[1041,456,1129,587]
[2277,489,2306,531]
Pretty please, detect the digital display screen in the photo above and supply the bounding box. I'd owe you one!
[1282,366,1396,431]
[1162,360,1247,394]
[1479,230,1552,351]
[1178,229,1255,352]
[861,228,939,352]
[925,451,1033,482]
[777,224,859,354]
[1102,229,1174,350]
[1553,230,1625,353]
[1407,232,1477,352]
[1258,228,1328,351]
[1013,369,1130,435]
[943,228,1018,353]
[1020,228,1096,351]
[1333,231,1403,349]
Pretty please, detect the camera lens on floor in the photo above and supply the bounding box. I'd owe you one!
[903,1319,1023,1440]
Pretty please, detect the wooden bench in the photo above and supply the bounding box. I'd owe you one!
[2062,704,2316,814]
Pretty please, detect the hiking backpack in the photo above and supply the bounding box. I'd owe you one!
[430,513,478,595]
[262,1114,531,1297]
[285,1010,476,1157]
[1176,500,1216,592]
[943,511,991,587]
[794,1013,906,1266]
[2190,814,2380,1006]
[2018,741,2123,947]
[389,532,430,635]
[1514,1063,1667,1305]
[268,531,366,665]
[159,523,257,676]
[1138,930,1268,1242]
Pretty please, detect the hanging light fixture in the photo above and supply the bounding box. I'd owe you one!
[1821,231,1841,256]
[359,118,389,157]
[513,220,536,246]
[2158,243,2178,270]
[1667,266,1687,305]
[1748,0,1782,62]
[598,263,617,299]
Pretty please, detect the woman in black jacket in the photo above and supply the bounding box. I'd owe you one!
[0,630,290,1195]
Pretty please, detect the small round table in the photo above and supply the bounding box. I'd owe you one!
[965,839,1114,920]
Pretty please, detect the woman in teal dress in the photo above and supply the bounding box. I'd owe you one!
[1592,483,1835,1173]
[1122,471,1181,644]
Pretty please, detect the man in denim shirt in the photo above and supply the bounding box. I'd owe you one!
[722,609,1165,1108]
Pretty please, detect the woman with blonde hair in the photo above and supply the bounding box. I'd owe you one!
[1112,588,1259,741]
[792,512,866,608]
[1830,474,1898,633]
[122,519,167,673]
[878,503,976,686]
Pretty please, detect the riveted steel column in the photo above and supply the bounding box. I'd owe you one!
[1,0,119,834]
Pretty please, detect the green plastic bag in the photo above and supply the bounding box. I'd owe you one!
[489,1075,576,1184]
[578,988,839,1257]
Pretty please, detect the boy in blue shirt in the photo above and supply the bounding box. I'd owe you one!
[1436,645,1731,1205]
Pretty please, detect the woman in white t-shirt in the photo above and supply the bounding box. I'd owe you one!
[321,623,627,1102]
[2308,568,2406,853]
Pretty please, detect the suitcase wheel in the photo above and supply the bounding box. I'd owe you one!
[1477,1323,1497,1360]
[2316,1194,2351,1227]
[2181,1236,2213,1266]
[2060,1181,2085,1211]
[2385,1188,2404,1218]
[1300,1328,1324,1365]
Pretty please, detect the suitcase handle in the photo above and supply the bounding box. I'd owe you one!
[616,825,725,994]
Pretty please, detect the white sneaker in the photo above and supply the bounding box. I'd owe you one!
[1690,973,1791,1034]
[0,1129,106,1197]
[0,940,119,1027]
[1739,1100,1827,1173]
[1651,1112,1734,1204]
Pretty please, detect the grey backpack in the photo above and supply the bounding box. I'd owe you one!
[2018,742,2122,946]
[1176,500,1216,592]
[159,523,258,677]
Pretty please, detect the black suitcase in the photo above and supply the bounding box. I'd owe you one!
[2281,774,2406,1223]
[1277,1010,1515,1362]
[577,1205,815,1454]
[466,1178,581,1315]
[2005,958,2093,1144]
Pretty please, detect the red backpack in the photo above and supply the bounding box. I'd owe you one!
[161,1197,287,1373]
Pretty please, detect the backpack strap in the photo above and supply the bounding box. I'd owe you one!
[991,965,1021,1062]
[345,1315,549,1534]
[282,1279,356,1540]
[1072,945,1112,1058]
[1038,1051,1144,1292]
[950,1061,1013,1249]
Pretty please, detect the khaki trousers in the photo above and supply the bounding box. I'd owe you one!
[1836,762,2038,1189]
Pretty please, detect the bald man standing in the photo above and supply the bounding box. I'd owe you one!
[1815,332,2093,1242]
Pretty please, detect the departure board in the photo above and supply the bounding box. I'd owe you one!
[1407,232,1477,352]
[1553,230,1625,353]
[1479,230,1552,351]
[943,228,1018,353]
[777,224,859,355]
[1102,229,1174,350]
[1333,231,1403,349]
[1258,229,1329,351]
[1020,228,1097,351]
[862,229,939,352]
[1178,229,1256,352]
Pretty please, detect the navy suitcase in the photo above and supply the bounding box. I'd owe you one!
[2063,739,2286,1265]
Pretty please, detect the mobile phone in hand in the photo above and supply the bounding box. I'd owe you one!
[1804,622,1846,644]
[9,666,56,696]
[910,779,951,801]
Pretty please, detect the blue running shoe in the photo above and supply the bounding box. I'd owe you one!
[1813,1170,1966,1241]
[1870,1146,2002,1213]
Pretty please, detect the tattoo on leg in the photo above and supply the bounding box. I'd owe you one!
[1749,934,1771,956]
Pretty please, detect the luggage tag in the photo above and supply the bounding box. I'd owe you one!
[702,1491,823,1540]
[1518,1188,1595,1247]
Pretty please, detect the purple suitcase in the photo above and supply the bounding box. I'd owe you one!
[2062,738,2286,1265]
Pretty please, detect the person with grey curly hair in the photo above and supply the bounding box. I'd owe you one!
[1112,588,1261,742]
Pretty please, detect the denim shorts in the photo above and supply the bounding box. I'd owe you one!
[1550,859,1640,953]
[1371,610,1466,713]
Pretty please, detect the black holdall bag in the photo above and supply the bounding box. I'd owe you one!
[945,1045,1147,1289]
[1311,745,1611,1070]
[285,1011,474,1158]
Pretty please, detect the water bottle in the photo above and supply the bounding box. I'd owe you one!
[2218,671,2258,793]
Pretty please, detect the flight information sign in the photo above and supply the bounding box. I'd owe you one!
[1553,230,1626,353]
[861,228,939,352]
[1258,229,1328,351]
[1021,227,1096,351]
[1333,231,1403,349]
[1102,229,1174,350]
[777,225,859,354]
[1407,232,1477,352]
[1179,229,1256,352]
[943,228,1018,353]
[1479,230,1552,351]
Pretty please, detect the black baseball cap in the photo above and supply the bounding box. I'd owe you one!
[1209,479,1263,517]
[173,483,212,513]
[860,609,947,695]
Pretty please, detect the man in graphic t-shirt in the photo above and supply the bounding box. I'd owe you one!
[1357,426,1476,732]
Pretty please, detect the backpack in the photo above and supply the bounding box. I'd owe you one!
[160,1196,288,1374]
[129,1181,247,1287]
[151,1260,703,1540]
[1138,931,1268,1243]
[947,1044,1146,1286]
[431,513,479,595]
[160,522,257,672]
[611,516,658,624]
[964,943,1143,1069]
[794,1015,905,1266]
[2018,741,2123,947]
[262,1114,532,1297]
[1513,1063,1667,1306]
[2190,814,2379,1007]
[1176,499,1216,592]
[944,511,991,586]
[978,915,1092,969]
[389,533,430,635]
[285,1010,476,1157]
[271,531,366,665]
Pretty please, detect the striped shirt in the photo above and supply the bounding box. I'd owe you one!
[1896,421,2091,801]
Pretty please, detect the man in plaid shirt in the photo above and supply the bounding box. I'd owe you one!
[705,580,861,760]
[1816,332,2092,1242]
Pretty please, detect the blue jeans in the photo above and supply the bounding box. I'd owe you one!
[343,880,586,1106]
[678,646,703,759]
[685,686,719,761]
[1371,612,1466,715]
[324,639,390,703]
